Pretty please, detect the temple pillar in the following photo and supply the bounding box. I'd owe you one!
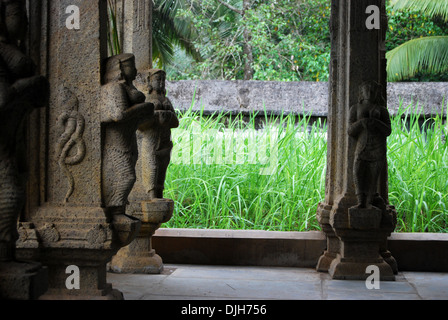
[16,0,146,299]
[316,0,398,280]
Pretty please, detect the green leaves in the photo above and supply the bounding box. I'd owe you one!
[387,36,448,81]
[107,0,121,56]
[387,0,448,81]
[391,0,448,22]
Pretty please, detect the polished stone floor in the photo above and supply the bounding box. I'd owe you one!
[108,264,448,300]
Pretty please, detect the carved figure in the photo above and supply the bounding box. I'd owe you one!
[0,0,49,261]
[139,69,179,199]
[348,81,391,209]
[100,53,154,225]
[56,90,86,203]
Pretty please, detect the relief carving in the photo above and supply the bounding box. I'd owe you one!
[56,89,86,203]
[348,80,391,209]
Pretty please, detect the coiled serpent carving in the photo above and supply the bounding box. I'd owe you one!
[56,92,86,203]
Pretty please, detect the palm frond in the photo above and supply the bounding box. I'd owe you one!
[390,0,448,22]
[387,36,448,81]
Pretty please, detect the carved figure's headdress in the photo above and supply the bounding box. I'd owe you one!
[103,53,135,83]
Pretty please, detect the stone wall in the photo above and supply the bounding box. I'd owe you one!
[167,80,448,117]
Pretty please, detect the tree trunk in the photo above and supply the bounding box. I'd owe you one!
[242,0,254,80]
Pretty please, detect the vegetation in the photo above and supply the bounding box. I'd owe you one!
[387,0,448,81]
[167,0,448,81]
[164,102,448,233]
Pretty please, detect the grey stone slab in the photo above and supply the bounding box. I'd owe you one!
[403,272,448,300]
[167,81,448,117]
[125,276,321,300]
[168,265,320,282]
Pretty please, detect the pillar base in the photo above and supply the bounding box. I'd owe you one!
[109,198,174,274]
[110,246,163,274]
[0,260,48,300]
[328,254,395,281]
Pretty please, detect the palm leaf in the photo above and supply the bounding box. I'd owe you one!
[390,0,448,22]
[152,0,202,67]
[386,36,448,81]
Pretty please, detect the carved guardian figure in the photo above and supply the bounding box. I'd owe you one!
[348,81,391,209]
[0,0,49,261]
[139,69,179,199]
[100,53,154,231]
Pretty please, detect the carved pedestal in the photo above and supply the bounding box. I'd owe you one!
[111,199,173,274]
[328,206,397,280]
[0,260,48,300]
[18,206,140,299]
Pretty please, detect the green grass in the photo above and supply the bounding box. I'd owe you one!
[163,102,448,233]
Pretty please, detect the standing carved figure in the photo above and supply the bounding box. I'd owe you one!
[348,81,391,209]
[139,69,179,199]
[0,0,49,261]
[100,53,154,227]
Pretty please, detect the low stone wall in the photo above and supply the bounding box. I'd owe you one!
[153,229,448,272]
[167,80,448,117]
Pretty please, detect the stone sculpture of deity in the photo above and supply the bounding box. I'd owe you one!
[0,0,49,261]
[100,53,154,231]
[348,80,392,209]
[139,69,179,199]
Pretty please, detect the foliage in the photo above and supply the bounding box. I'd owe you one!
[169,0,332,81]
[386,0,448,81]
[166,0,448,82]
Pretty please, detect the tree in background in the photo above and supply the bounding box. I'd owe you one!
[107,0,202,68]
[387,0,448,82]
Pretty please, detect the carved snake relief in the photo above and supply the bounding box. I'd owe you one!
[57,104,86,203]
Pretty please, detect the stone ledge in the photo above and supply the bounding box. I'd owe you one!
[167,81,448,118]
[152,228,448,272]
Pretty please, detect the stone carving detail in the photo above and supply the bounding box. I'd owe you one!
[100,53,153,242]
[0,0,49,261]
[348,80,391,210]
[56,89,86,203]
[140,69,179,199]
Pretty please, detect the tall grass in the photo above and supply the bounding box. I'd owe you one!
[388,102,448,233]
[163,102,448,233]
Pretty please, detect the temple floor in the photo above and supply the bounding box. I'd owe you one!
[108,264,448,300]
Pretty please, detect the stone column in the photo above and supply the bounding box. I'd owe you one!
[0,0,49,300]
[16,0,142,299]
[316,0,397,280]
[121,0,153,72]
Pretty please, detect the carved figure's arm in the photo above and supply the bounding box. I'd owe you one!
[101,83,153,123]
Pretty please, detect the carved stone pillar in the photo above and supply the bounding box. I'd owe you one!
[0,0,49,300]
[16,1,147,299]
[316,0,397,280]
[120,0,153,72]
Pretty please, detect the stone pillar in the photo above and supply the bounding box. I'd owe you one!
[316,0,398,280]
[121,0,153,72]
[16,0,143,299]
[0,0,49,300]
